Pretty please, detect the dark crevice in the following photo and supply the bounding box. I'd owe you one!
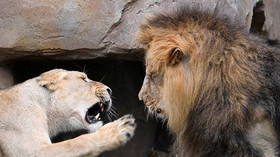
[250,0,280,48]
[250,0,266,36]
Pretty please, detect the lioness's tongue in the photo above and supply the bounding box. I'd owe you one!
[86,114,96,124]
[85,103,104,124]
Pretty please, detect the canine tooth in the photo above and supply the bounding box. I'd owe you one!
[98,118,101,120]
[95,113,100,120]
[100,103,104,112]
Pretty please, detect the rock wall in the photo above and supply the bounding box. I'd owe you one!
[263,0,280,41]
[0,0,267,62]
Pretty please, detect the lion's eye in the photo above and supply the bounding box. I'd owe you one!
[148,73,158,82]
[147,73,155,79]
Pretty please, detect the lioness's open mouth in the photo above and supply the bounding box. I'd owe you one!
[85,102,107,124]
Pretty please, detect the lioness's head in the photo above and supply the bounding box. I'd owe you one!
[37,69,112,135]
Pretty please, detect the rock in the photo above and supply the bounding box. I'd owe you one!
[263,0,280,41]
[0,0,256,61]
[105,0,256,52]
[0,67,14,90]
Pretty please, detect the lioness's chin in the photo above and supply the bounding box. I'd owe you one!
[87,121,104,133]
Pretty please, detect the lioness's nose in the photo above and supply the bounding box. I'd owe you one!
[106,87,112,96]
[104,100,111,107]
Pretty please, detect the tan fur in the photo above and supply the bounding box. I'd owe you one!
[0,69,136,157]
[138,9,280,156]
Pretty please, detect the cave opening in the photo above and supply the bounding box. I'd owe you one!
[250,0,265,35]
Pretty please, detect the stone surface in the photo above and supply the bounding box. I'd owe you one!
[0,0,256,61]
[0,67,14,90]
[263,0,280,41]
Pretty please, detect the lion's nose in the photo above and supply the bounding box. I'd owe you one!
[138,86,145,101]
[138,90,143,101]
[106,87,112,96]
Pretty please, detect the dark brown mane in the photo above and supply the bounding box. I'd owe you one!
[141,7,247,43]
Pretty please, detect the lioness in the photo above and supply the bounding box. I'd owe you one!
[0,69,136,157]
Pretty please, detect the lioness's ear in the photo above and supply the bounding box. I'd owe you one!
[168,48,184,66]
[37,69,67,91]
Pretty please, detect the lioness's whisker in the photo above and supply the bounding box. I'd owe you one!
[111,95,117,99]
[82,65,88,74]
[99,74,107,82]
[108,107,119,119]
[107,113,113,122]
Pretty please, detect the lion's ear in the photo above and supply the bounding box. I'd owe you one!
[37,69,67,91]
[168,48,184,66]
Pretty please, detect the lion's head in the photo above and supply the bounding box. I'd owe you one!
[137,12,209,133]
[37,69,113,136]
[137,7,280,157]
[137,9,256,134]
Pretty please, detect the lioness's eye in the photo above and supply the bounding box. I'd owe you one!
[81,76,89,82]
[85,78,91,82]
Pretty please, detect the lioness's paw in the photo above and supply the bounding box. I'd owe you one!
[118,114,136,140]
[98,114,136,147]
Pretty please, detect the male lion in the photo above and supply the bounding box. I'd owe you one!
[138,8,280,157]
[0,69,136,157]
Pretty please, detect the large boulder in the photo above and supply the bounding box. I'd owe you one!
[0,0,256,61]
[263,0,280,41]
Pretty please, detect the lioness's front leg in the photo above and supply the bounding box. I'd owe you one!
[36,115,136,157]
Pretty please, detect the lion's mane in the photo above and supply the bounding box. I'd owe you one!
[138,8,280,156]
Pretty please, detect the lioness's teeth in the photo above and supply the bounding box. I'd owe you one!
[98,118,101,120]
[95,113,100,120]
